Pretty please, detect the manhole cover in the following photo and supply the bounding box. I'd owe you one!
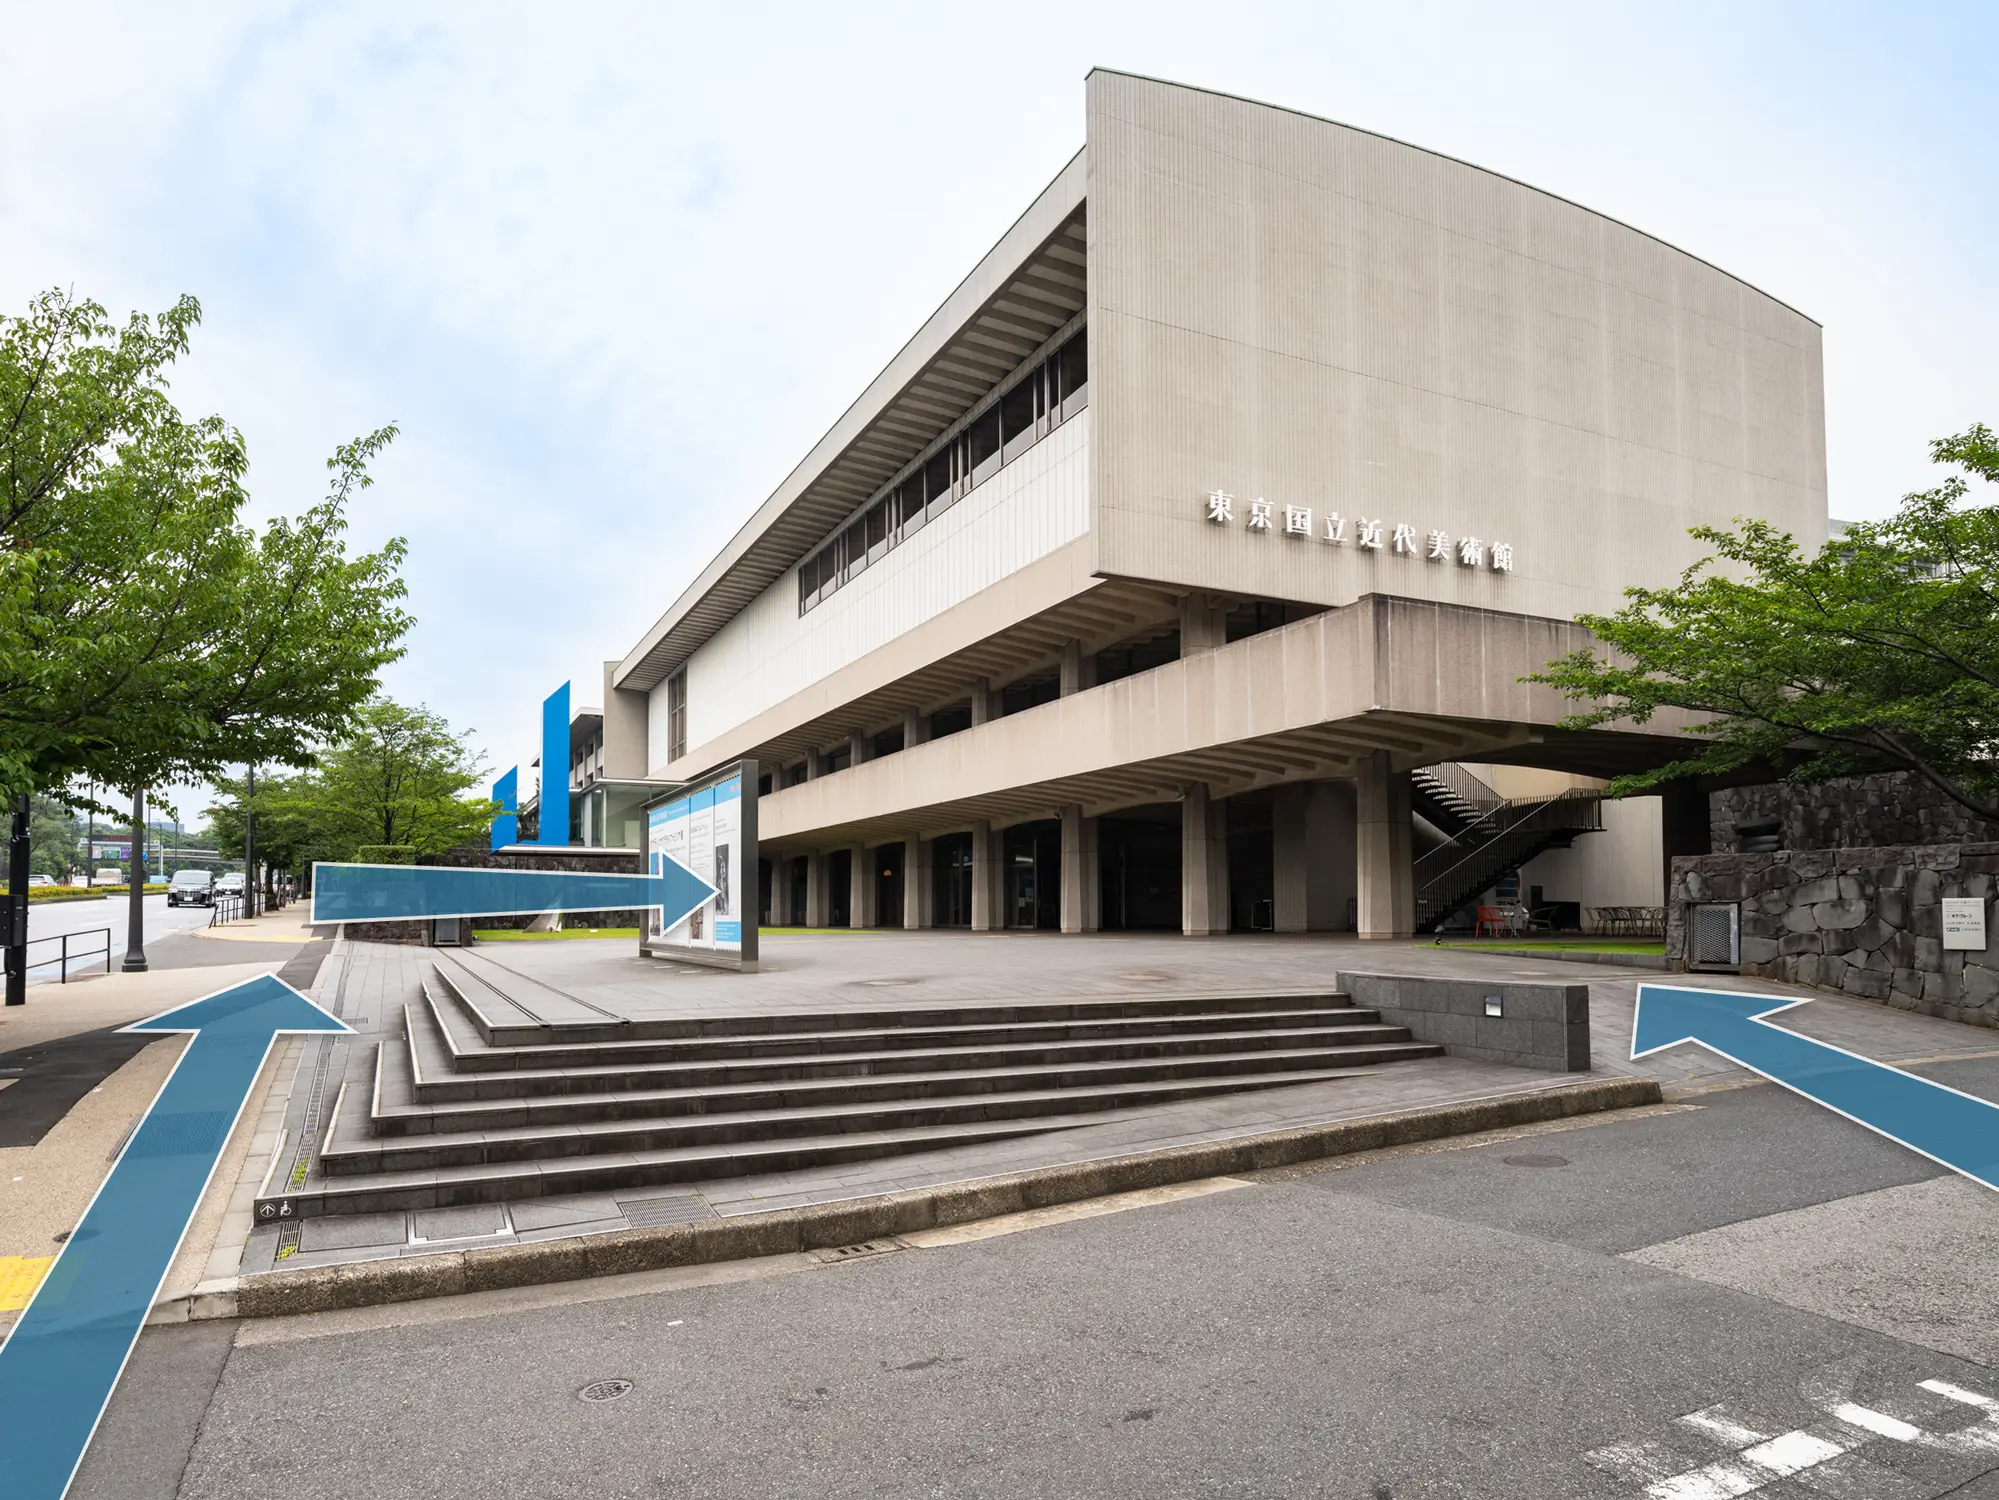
[1502,1153,1570,1168]
[579,1379,634,1404]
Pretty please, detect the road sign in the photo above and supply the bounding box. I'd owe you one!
[0,976,351,1499]
[1632,983,1999,1192]
[309,856,716,929]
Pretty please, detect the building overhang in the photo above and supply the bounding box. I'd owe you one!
[615,150,1090,696]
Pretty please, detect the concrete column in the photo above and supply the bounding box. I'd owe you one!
[1181,783,1230,936]
[849,844,873,929]
[848,730,871,766]
[970,678,994,727]
[903,710,929,747]
[1660,780,1710,909]
[1178,594,1227,656]
[970,820,994,931]
[904,834,932,929]
[1356,751,1414,939]
[805,748,824,781]
[1307,780,1359,931]
[1272,784,1309,933]
[1059,640,1096,697]
[805,852,830,928]
[1059,803,1100,934]
[769,857,794,926]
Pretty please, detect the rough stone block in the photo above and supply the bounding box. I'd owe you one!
[1757,890,1790,914]
[1683,871,1710,901]
[1777,931,1823,957]
[1843,968,1890,1000]
[1915,936,1944,972]
[1793,954,1824,988]
[1892,967,1924,998]
[1837,873,1870,901]
[1878,889,1908,926]
[1923,970,1960,1006]
[1813,899,1868,930]
[1793,877,1840,906]
[1966,964,1999,1007]
[1849,917,1891,951]
[1782,906,1820,934]
[1912,869,1942,906]
[1740,936,1780,963]
[1820,954,1851,989]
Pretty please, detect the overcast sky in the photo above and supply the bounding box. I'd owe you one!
[4,3,1993,821]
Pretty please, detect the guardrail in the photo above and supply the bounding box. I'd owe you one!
[25,927,112,983]
[211,893,245,926]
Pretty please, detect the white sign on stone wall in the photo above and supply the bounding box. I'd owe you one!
[1203,490,1513,571]
[1942,897,1987,952]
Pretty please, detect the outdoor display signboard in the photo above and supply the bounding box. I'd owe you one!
[640,759,757,971]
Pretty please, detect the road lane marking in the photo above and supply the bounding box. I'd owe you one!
[0,1257,55,1311]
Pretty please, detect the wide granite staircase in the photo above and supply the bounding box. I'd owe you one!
[262,949,1445,1219]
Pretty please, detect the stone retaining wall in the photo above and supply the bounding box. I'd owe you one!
[1711,772,1999,852]
[1666,842,1999,1028]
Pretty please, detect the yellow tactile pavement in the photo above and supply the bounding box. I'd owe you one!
[0,1254,55,1310]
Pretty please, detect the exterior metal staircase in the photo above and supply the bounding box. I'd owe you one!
[1411,767,1604,933]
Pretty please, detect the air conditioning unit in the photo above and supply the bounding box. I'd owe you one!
[1687,902,1740,971]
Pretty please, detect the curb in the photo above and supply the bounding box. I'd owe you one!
[146,1074,1661,1323]
[1430,945,1670,971]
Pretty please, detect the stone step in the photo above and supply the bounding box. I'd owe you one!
[286,1104,1236,1218]
[427,953,1358,1045]
[403,1000,1433,1104]
[418,974,1386,1072]
[322,1065,1373,1174]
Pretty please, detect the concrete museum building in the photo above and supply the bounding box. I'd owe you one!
[593,72,1828,942]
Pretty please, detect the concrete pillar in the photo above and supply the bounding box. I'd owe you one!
[904,834,932,929]
[1181,783,1230,936]
[849,844,873,929]
[806,748,824,781]
[769,858,794,926]
[903,710,929,747]
[970,678,994,727]
[1178,594,1227,656]
[1272,784,1309,933]
[1059,803,1100,934]
[849,730,871,766]
[1307,780,1359,931]
[1356,752,1414,939]
[805,852,830,928]
[971,820,995,931]
[1060,640,1096,697]
[1660,780,1710,908]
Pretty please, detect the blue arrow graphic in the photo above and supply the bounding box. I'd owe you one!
[1633,983,1999,1191]
[308,856,716,927]
[0,975,351,1500]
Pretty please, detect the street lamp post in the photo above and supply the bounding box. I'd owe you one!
[244,763,257,920]
[121,788,148,973]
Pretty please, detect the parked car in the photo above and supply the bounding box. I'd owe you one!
[168,869,215,907]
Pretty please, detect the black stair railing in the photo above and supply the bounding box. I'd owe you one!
[1410,763,1503,835]
[1413,788,1604,932]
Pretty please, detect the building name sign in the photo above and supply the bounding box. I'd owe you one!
[1203,490,1514,572]
[1942,897,1987,952]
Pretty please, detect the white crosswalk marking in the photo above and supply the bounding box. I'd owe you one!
[1585,1374,1999,1496]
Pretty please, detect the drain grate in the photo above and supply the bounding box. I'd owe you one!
[617,1193,715,1230]
[578,1379,634,1404]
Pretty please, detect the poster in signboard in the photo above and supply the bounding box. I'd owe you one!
[643,761,756,969]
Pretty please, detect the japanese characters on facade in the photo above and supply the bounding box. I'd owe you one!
[1203,490,1514,572]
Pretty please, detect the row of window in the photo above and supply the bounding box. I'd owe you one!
[798,329,1088,614]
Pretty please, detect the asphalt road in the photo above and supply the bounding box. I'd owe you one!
[68,1060,1999,1500]
[22,894,218,985]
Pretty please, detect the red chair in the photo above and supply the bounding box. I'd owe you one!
[1474,904,1509,938]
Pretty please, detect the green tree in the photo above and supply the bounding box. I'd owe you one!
[0,288,413,805]
[210,699,495,872]
[1532,425,1999,820]
[27,795,81,882]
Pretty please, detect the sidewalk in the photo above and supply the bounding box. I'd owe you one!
[0,921,326,1323]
